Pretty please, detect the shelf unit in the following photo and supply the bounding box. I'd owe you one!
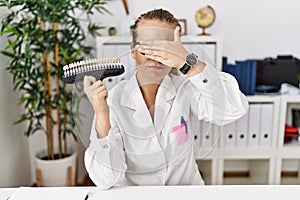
[194,95,281,185]
[275,95,300,185]
[96,35,300,185]
[195,94,300,185]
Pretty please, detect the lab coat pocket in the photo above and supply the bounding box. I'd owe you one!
[172,123,189,145]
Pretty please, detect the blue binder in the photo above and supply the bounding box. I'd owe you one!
[222,57,257,95]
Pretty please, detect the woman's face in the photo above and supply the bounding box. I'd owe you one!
[131,20,175,84]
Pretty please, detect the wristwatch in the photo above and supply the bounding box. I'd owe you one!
[180,53,198,74]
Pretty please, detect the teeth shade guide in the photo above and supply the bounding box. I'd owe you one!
[62,57,125,84]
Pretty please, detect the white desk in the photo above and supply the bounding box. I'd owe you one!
[0,188,15,200]
[1,185,300,200]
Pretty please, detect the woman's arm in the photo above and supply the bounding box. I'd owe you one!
[188,63,249,125]
[83,76,110,138]
[83,76,127,189]
[84,115,127,190]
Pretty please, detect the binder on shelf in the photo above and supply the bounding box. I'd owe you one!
[243,61,251,95]
[248,104,261,147]
[249,61,257,95]
[222,122,236,148]
[222,57,228,68]
[193,121,202,154]
[234,62,243,93]
[236,60,257,95]
[225,64,235,78]
[223,58,257,95]
[236,111,249,148]
[259,104,273,147]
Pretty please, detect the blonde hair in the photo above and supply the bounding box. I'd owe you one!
[132,8,181,42]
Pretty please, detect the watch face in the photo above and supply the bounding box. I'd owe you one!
[186,54,198,66]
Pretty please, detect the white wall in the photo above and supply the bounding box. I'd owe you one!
[0,8,31,187]
[1,0,300,186]
[95,0,300,62]
[0,59,31,187]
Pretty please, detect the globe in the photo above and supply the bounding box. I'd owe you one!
[195,5,216,35]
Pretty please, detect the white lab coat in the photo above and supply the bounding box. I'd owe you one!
[85,64,249,189]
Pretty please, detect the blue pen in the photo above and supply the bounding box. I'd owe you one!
[181,116,188,134]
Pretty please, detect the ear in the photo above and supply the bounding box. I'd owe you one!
[130,42,136,60]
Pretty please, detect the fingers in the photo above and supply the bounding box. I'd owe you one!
[138,47,167,63]
[83,76,104,91]
[144,54,166,64]
[174,26,181,42]
[84,76,95,94]
[83,76,96,87]
[91,80,102,90]
[83,77,107,99]
[138,47,166,57]
[94,84,108,96]
[93,80,108,97]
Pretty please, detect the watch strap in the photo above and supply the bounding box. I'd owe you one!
[179,63,191,74]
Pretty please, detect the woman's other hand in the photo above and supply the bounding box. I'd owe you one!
[136,26,189,69]
[83,76,109,115]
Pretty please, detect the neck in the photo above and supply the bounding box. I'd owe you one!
[140,83,159,110]
[136,70,164,86]
[140,83,158,121]
[136,73,161,120]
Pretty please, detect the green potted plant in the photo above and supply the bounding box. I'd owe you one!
[0,0,109,186]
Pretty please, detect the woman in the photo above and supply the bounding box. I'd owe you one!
[84,8,248,189]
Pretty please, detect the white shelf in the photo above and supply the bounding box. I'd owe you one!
[247,94,281,103]
[280,94,300,102]
[280,177,300,185]
[278,94,300,149]
[276,158,300,185]
[194,147,218,160]
[215,94,299,185]
[220,158,273,185]
[280,146,300,158]
[220,148,276,159]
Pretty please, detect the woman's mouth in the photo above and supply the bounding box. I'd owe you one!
[147,65,164,70]
[146,63,168,70]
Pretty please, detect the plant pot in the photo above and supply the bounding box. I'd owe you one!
[35,149,77,186]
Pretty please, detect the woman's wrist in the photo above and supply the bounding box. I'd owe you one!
[95,112,110,138]
[186,61,206,77]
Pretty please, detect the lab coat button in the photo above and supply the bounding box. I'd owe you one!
[103,144,109,149]
[203,78,208,83]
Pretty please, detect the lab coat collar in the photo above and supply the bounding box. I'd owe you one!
[120,73,178,134]
[120,72,177,110]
